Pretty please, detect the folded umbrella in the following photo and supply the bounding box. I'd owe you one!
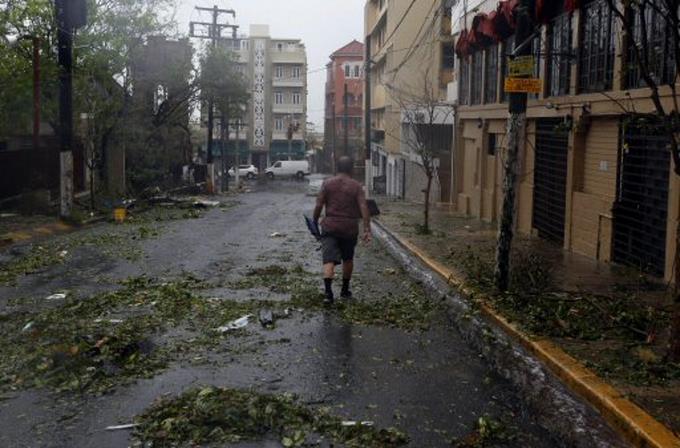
[304,214,322,240]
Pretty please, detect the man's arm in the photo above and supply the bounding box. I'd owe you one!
[357,188,371,242]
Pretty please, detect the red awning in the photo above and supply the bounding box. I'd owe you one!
[455,29,470,57]
[536,0,579,23]
[478,11,499,40]
[454,0,582,57]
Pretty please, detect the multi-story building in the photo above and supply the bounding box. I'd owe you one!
[450,0,679,282]
[323,40,365,174]
[130,36,193,190]
[223,25,308,171]
[364,0,455,200]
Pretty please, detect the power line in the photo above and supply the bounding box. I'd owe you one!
[379,0,418,50]
[389,0,441,78]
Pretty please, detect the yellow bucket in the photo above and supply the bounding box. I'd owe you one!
[113,207,126,224]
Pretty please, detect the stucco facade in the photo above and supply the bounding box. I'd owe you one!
[364,0,455,201]
[449,1,679,282]
[323,40,365,174]
[225,25,308,171]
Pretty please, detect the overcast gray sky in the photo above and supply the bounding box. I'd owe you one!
[175,0,365,132]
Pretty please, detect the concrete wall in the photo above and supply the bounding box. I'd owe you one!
[365,0,454,201]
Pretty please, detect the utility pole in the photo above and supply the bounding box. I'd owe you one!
[190,5,238,194]
[220,114,227,192]
[343,82,349,159]
[494,0,534,291]
[32,37,40,151]
[364,36,372,172]
[55,0,86,219]
[235,118,241,187]
[287,115,299,161]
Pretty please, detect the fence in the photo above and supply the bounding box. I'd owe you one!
[0,145,85,201]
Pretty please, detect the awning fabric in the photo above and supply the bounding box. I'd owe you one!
[454,0,578,57]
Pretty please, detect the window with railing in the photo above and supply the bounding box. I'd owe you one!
[626,1,677,89]
[548,12,572,97]
[485,45,499,103]
[579,0,615,92]
[470,51,484,105]
[459,56,470,105]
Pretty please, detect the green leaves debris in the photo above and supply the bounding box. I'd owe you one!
[134,387,408,447]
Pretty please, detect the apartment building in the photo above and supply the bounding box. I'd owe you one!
[450,0,679,281]
[364,0,456,201]
[323,40,365,174]
[221,25,308,171]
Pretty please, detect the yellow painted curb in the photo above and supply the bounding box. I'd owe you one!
[379,223,680,448]
[0,222,75,247]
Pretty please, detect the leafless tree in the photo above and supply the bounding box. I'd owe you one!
[389,75,453,234]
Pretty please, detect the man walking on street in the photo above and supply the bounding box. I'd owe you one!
[313,156,371,305]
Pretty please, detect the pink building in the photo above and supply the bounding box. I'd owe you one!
[323,40,365,172]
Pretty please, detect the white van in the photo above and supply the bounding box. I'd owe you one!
[265,160,310,179]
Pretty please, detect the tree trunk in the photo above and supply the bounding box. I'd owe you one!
[669,219,680,361]
[494,113,525,292]
[89,161,95,211]
[423,173,433,233]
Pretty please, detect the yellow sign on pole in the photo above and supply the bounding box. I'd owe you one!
[504,77,542,94]
[508,56,535,77]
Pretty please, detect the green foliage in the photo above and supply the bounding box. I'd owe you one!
[585,345,680,387]
[452,415,518,447]
[454,246,665,342]
[134,386,409,447]
[0,244,67,285]
[232,264,446,331]
[199,44,249,122]
[1,0,175,137]
[0,274,288,394]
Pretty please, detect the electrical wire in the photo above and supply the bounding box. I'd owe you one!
[378,0,419,50]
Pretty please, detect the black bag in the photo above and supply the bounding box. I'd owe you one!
[367,199,380,217]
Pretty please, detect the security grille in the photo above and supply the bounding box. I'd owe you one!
[613,120,670,276]
[533,118,569,244]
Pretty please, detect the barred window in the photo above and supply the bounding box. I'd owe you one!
[579,0,615,92]
[471,51,484,105]
[626,1,677,89]
[459,56,470,105]
[548,12,572,97]
[484,45,499,104]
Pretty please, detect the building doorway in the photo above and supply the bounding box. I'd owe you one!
[613,119,670,276]
[532,118,569,245]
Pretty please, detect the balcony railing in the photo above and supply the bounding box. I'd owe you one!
[272,78,304,87]
[272,104,305,114]
[272,131,304,141]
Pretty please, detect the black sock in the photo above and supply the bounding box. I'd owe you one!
[324,278,333,296]
[342,278,350,293]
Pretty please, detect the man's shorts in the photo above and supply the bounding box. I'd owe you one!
[321,235,358,265]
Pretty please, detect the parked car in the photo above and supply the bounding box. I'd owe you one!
[265,160,310,179]
[228,164,259,179]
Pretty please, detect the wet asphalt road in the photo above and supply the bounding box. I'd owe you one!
[0,180,557,447]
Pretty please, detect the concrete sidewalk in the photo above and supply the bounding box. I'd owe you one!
[375,198,665,295]
[374,197,680,447]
